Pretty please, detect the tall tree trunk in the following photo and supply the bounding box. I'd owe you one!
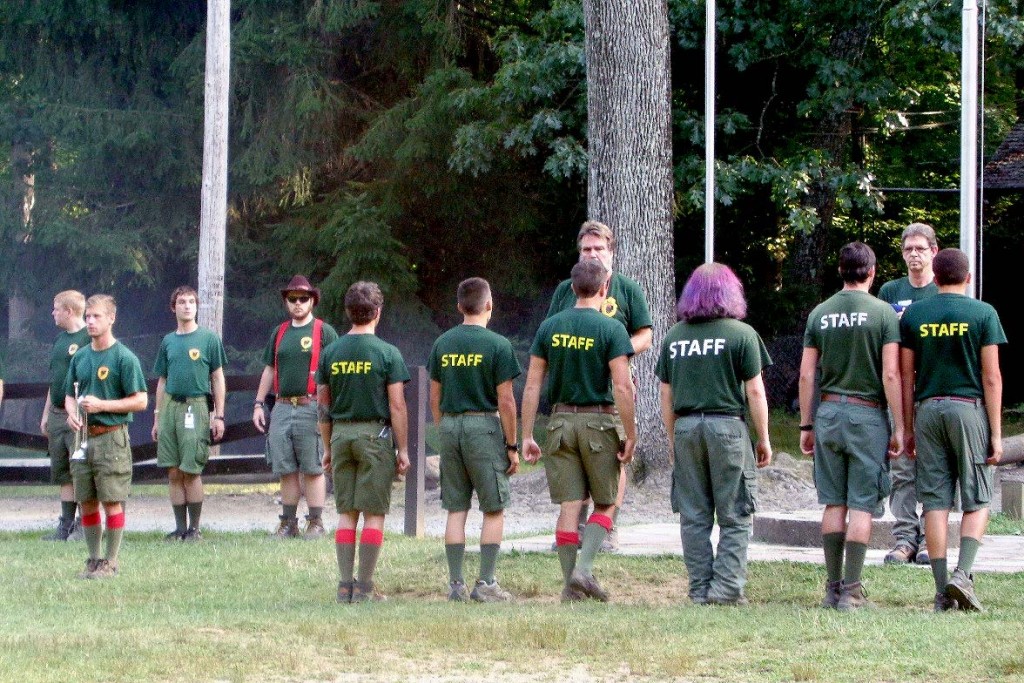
[583,0,674,478]
[7,142,35,340]
[198,0,230,338]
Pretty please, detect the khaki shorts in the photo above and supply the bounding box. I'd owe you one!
[438,414,511,513]
[46,408,77,486]
[812,402,891,513]
[543,412,622,506]
[267,402,323,476]
[156,397,211,475]
[331,421,396,515]
[915,398,992,512]
[72,426,133,503]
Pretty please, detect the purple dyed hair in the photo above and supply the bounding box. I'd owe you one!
[677,263,747,321]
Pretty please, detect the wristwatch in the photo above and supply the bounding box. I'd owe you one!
[505,443,519,452]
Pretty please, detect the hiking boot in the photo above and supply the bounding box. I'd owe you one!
[302,517,326,540]
[945,568,983,611]
[448,580,470,602]
[600,527,620,553]
[470,580,513,603]
[568,569,609,602]
[883,544,915,565]
[77,558,100,579]
[915,548,930,565]
[707,593,750,606]
[89,559,119,579]
[560,585,586,603]
[271,516,300,539]
[821,580,842,609]
[836,581,874,611]
[351,581,387,603]
[42,517,76,541]
[336,580,353,604]
[181,528,203,543]
[164,530,185,542]
[67,517,84,541]
[934,592,958,612]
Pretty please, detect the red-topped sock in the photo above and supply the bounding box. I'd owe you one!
[82,512,103,559]
[578,514,612,574]
[357,528,384,586]
[335,528,357,583]
[104,511,125,562]
[555,531,580,584]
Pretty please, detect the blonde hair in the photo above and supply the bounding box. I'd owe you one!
[576,220,615,252]
[85,294,117,317]
[54,290,86,316]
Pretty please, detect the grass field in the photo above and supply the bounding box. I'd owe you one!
[2,531,1023,683]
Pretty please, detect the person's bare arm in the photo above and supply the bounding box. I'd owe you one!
[387,382,410,475]
[744,373,772,467]
[610,355,636,463]
[900,347,917,459]
[428,379,442,426]
[520,356,547,464]
[630,327,653,355]
[881,342,903,459]
[79,391,148,415]
[252,365,274,433]
[981,344,1003,465]
[210,367,226,441]
[659,382,675,466]
[317,383,333,470]
[496,379,519,475]
[40,391,51,436]
[151,377,167,440]
[798,347,819,456]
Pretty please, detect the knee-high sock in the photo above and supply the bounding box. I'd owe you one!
[357,528,384,586]
[335,529,356,583]
[82,512,103,559]
[104,512,125,562]
[577,514,612,575]
[555,531,579,585]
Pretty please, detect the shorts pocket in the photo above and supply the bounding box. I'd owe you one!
[545,417,567,453]
[735,470,757,516]
[586,417,620,453]
[877,465,892,500]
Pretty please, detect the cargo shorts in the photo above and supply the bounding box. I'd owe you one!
[267,401,323,476]
[46,408,77,485]
[914,398,992,513]
[812,401,891,513]
[156,397,211,475]
[331,421,396,515]
[543,412,622,506]
[72,425,133,503]
[438,414,512,513]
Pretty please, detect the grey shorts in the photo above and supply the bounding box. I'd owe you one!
[266,402,323,476]
[812,401,891,513]
[438,414,511,513]
[914,398,992,513]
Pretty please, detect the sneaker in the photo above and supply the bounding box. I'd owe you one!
[470,580,513,603]
[351,581,387,603]
[883,544,915,565]
[88,559,119,579]
[945,568,983,611]
[560,585,586,603]
[915,548,930,565]
[302,517,325,540]
[42,517,76,542]
[600,527,620,553]
[707,594,750,606]
[181,528,203,543]
[271,516,300,539]
[821,580,842,609]
[448,580,470,602]
[336,580,353,604]
[934,592,958,612]
[836,581,874,611]
[77,558,100,579]
[568,569,609,602]
[164,530,185,542]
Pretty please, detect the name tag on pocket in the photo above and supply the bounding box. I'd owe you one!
[184,407,196,430]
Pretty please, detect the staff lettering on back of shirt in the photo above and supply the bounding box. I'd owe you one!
[666,338,726,358]
[819,312,869,329]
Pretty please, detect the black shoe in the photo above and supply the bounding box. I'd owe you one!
[164,530,185,542]
[821,580,842,609]
[934,592,958,612]
[181,528,203,542]
[42,517,76,542]
[336,580,353,604]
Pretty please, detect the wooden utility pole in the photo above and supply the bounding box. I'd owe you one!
[198,0,230,336]
[582,0,675,474]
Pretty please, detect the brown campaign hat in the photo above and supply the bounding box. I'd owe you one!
[280,275,320,305]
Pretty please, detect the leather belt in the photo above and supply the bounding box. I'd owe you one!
[279,395,313,406]
[675,410,743,421]
[821,393,881,409]
[88,424,124,437]
[922,396,984,407]
[444,411,498,417]
[169,394,205,403]
[552,403,617,415]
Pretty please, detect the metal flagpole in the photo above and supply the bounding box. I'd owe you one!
[704,0,716,264]
[959,0,979,297]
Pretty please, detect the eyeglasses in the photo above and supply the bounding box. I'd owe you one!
[286,295,312,304]
[902,246,931,254]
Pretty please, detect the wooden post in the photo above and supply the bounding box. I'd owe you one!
[198,0,230,336]
[404,366,427,537]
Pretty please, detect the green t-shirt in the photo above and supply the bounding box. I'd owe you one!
[260,319,339,396]
[803,290,900,403]
[316,333,410,421]
[530,307,634,406]
[547,272,653,334]
[64,341,147,427]
[656,318,772,415]
[878,276,939,314]
[153,327,227,397]
[427,324,522,414]
[49,328,92,405]
[900,293,1007,401]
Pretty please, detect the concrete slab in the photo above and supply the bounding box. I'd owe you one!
[752,510,961,549]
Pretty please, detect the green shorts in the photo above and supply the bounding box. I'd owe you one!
[46,408,76,486]
[914,398,992,513]
[72,426,133,503]
[543,412,622,506]
[267,402,324,476]
[156,397,211,475]
[331,421,396,515]
[812,401,891,513]
[439,414,511,513]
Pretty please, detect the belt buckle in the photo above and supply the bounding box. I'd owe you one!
[289,396,300,407]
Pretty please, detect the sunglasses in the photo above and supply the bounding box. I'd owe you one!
[286,295,312,304]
